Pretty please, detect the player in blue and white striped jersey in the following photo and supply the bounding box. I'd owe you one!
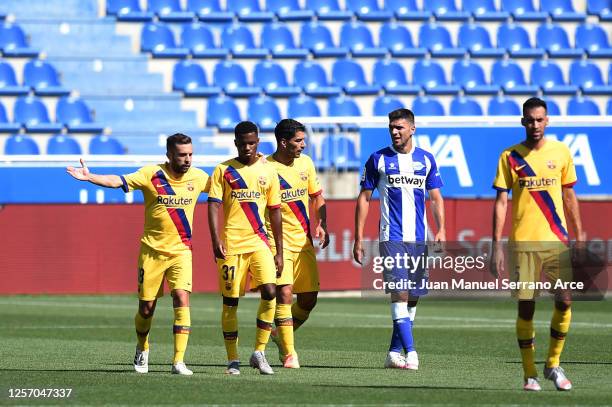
[354,108,446,370]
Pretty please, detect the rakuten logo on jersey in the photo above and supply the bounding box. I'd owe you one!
[157,196,193,207]
[231,190,261,200]
[387,174,426,188]
[518,177,557,189]
[281,188,307,201]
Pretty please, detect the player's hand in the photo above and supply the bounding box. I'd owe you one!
[212,240,226,260]
[274,253,284,278]
[314,220,330,249]
[572,231,588,266]
[66,158,90,181]
[433,228,446,253]
[353,239,364,265]
[490,241,504,278]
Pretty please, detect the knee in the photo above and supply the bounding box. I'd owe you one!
[139,301,156,318]
[276,285,293,304]
[555,301,571,312]
[171,290,190,308]
[298,293,318,311]
[260,284,276,301]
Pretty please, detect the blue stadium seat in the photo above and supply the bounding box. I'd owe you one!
[501,0,547,20]
[181,23,227,58]
[332,59,379,95]
[412,60,460,94]
[541,98,561,115]
[89,135,124,155]
[213,60,260,97]
[206,96,241,132]
[4,134,40,154]
[254,61,301,97]
[14,96,63,133]
[0,101,20,132]
[186,0,233,22]
[540,0,586,21]
[248,96,281,132]
[497,23,544,57]
[412,96,445,115]
[379,22,426,57]
[227,0,274,21]
[267,0,314,20]
[491,60,539,94]
[423,0,470,20]
[321,135,360,170]
[262,23,309,58]
[373,60,420,94]
[23,60,70,96]
[450,96,483,115]
[149,0,194,21]
[373,95,403,116]
[419,22,466,57]
[221,23,268,58]
[306,0,353,20]
[462,0,509,20]
[488,96,521,115]
[530,60,578,94]
[141,23,189,58]
[258,140,276,155]
[300,22,348,58]
[0,61,28,95]
[347,0,392,21]
[340,21,387,57]
[569,60,612,95]
[0,23,39,57]
[47,134,82,155]
[458,23,505,57]
[536,23,583,58]
[607,99,612,115]
[107,0,154,21]
[587,0,612,20]
[173,60,221,97]
[294,61,342,97]
[567,96,601,115]
[288,95,321,117]
[328,96,361,116]
[56,97,104,133]
[575,24,612,58]
[451,60,499,95]
[385,0,430,20]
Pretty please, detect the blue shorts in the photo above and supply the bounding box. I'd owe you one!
[378,241,429,296]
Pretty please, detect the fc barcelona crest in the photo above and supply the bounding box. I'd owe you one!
[547,160,556,169]
[187,181,194,191]
[258,176,267,186]
[299,171,308,181]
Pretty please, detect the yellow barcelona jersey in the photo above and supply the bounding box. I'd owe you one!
[265,154,322,252]
[121,164,210,255]
[493,140,577,244]
[208,158,281,255]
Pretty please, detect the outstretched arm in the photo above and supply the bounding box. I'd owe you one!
[353,189,373,265]
[66,158,123,188]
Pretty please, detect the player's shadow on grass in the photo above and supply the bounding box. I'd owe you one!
[0,368,134,373]
[505,360,612,365]
[314,384,497,391]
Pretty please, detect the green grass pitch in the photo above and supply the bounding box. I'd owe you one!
[1,295,611,406]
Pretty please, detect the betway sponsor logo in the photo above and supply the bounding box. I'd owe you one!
[231,190,261,200]
[281,188,307,201]
[157,196,193,206]
[518,177,557,189]
[387,174,425,188]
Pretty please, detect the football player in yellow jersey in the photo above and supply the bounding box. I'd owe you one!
[208,121,284,375]
[265,119,330,369]
[66,134,210,376]
[491,98,585,392]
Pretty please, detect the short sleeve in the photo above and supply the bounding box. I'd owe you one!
[360,154,379,191]
[207,165,223,203]
[267,167,281,209]
[561,145,577,187]
[306,157,322,197]
[201,172,211,193]
[425,153,443,190]
[492,151,513,192]
[120,167,149,193]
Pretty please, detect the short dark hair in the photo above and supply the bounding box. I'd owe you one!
[234,121,259,138]
[388,108,415,124]
[274,118,306,143]
[166,133,191,152]
[523,97,547,116]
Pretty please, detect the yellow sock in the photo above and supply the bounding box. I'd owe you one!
[275,303,295,357]
[222,304,239,361]
[255,298,276,351]
[172,307,191,364]
[134,312,152,351]
[291,303,311,331]
[546,307,571,368]
[516,317,537,378]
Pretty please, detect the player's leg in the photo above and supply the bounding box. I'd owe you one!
[293,291,317,331]
[291,247,320,332]
[407,298,418,322]
[517,300,539,390]
[167,253,194,375]
[134,299,156,373]
[272,249,297,366]
[218,254,246,375]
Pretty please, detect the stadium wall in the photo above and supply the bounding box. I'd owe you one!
[0,200,610,295]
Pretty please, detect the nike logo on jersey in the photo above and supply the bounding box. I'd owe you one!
[515,164,527,171]
[228,178,241,183]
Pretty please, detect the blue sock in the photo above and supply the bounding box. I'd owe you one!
[388,324,403,353]
[393,317,414,352]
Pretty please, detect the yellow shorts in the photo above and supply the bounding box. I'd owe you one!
[137,244,192,301]
[217,249,276,298]
[509,245,572,300]
[276,247,320,293]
